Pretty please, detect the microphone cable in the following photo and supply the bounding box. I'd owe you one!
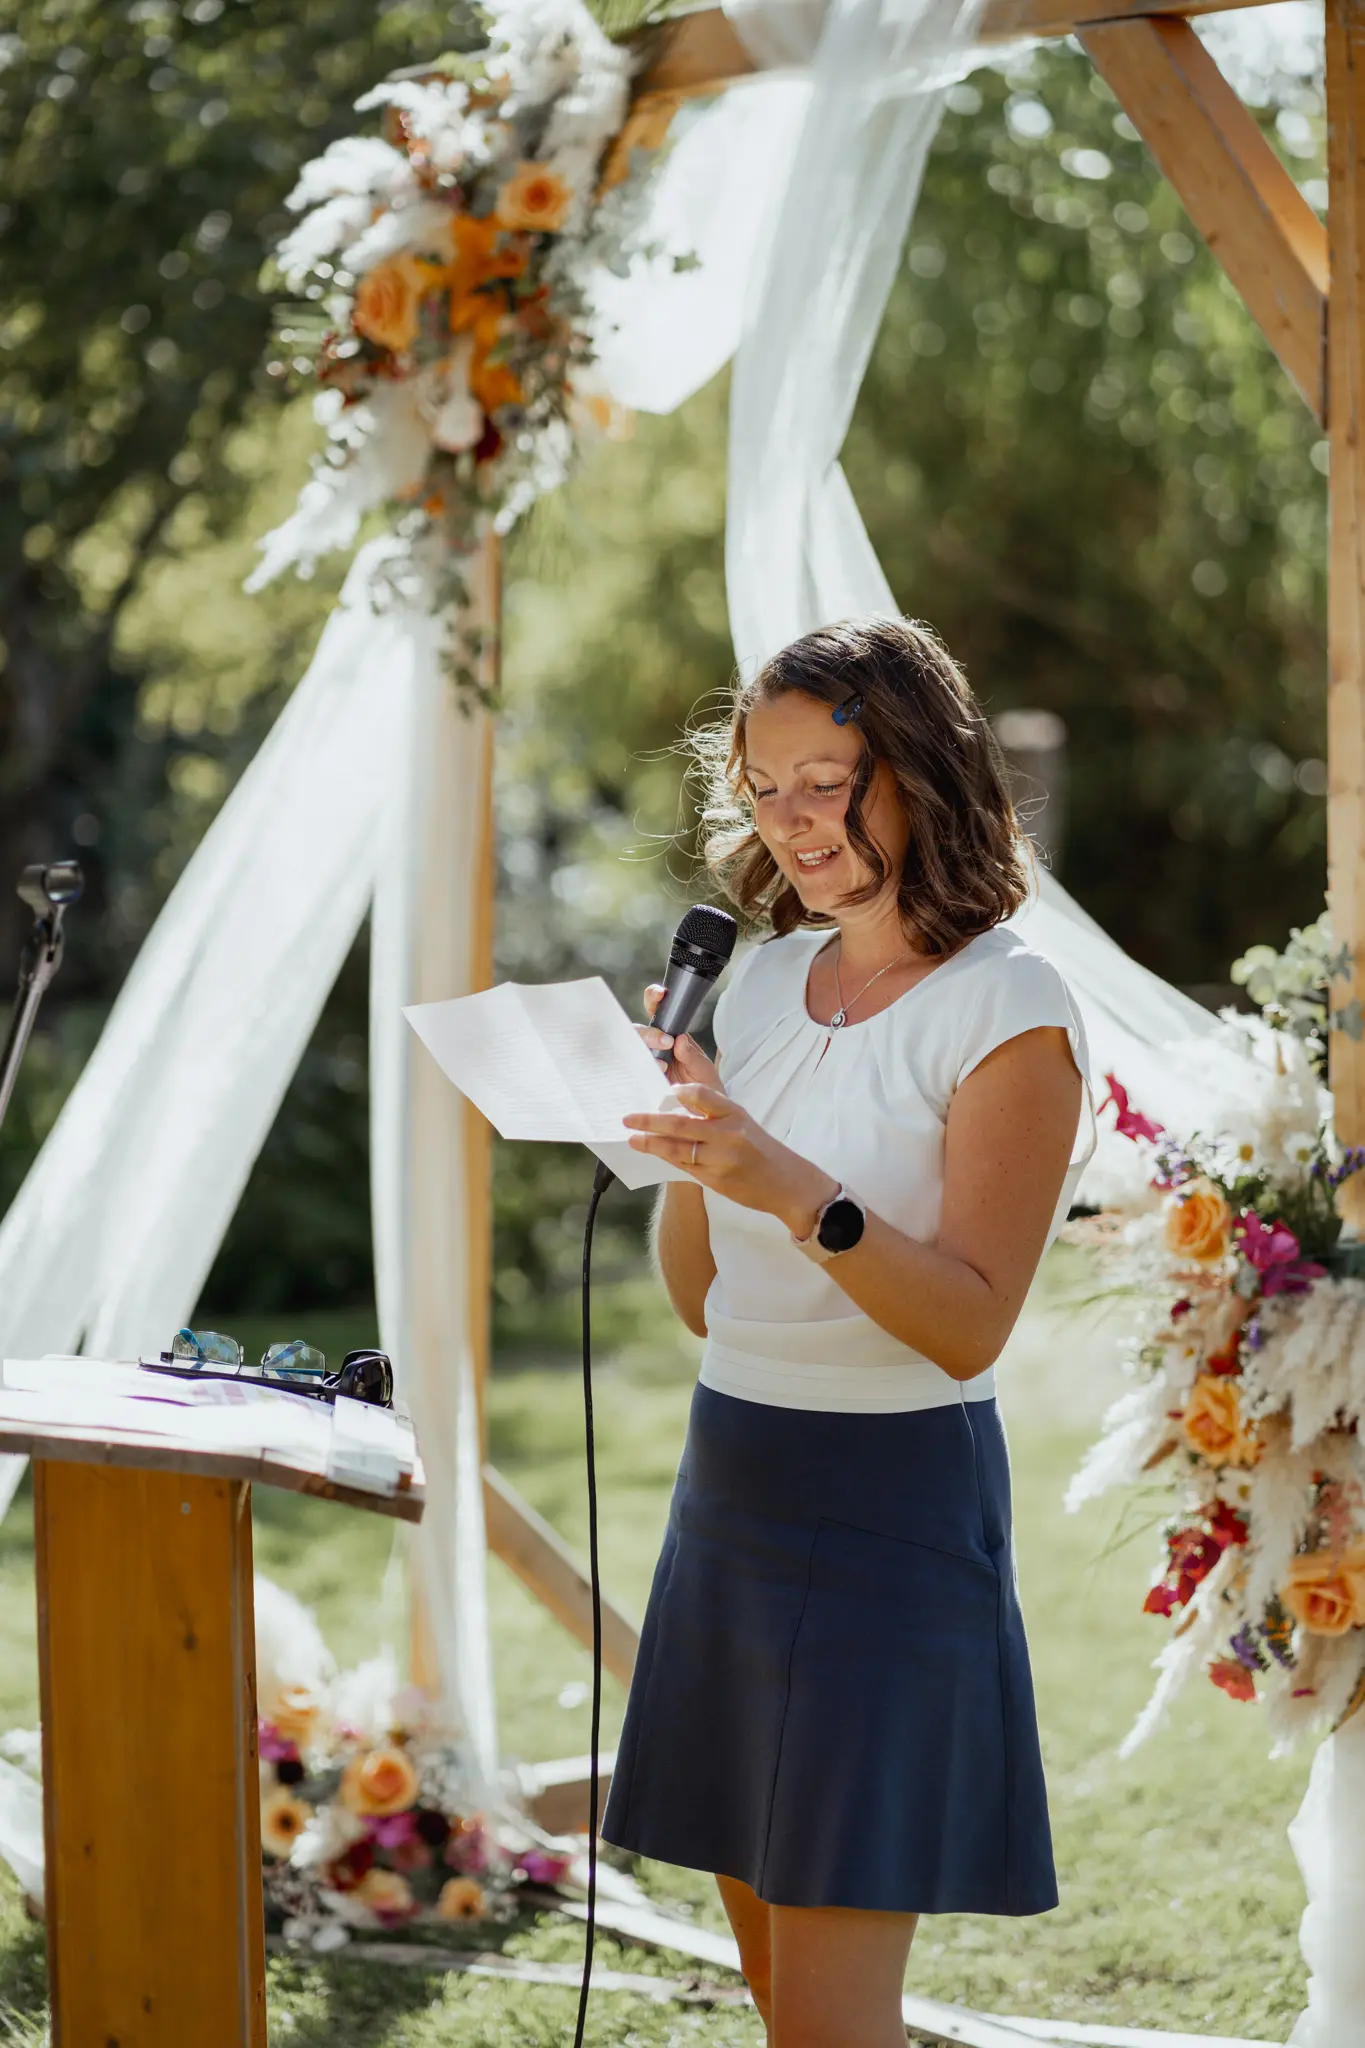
[572,1156,614,2048]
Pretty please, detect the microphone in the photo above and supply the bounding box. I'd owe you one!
[653,904,738,1052]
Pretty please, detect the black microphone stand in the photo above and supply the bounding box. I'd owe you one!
[0,861,84,1138]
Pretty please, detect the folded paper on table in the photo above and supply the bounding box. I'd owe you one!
[0,1357,415,1500]
[403,977,696,1191]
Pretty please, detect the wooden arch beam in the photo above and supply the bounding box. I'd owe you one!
[635,0,1287,103]
[1081,16,1327,419]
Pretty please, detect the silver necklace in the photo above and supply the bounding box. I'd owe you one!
[828,944,914,1030]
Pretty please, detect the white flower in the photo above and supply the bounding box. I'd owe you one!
[354,78,488,178]
[246,381,433,589]
[343,196,456,276]
[254,1576,335,1716]
[429,338,483,452]
[284,135,413,211]
[276,194,376,286]
[1281,1129,1320,1169]
[331,1650,403,1747]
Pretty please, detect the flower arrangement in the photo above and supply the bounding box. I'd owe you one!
[253,1580,573,1946]
[248,0,666,699]
[1068,921,1365,1751]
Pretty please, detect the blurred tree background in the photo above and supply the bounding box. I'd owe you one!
[0,1,1329,1325]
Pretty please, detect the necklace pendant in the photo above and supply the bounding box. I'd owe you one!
[829,1008,847,1030]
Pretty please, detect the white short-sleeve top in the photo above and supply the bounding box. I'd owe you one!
[698,924,1094,1413]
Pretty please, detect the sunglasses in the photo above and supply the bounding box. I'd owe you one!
[148,1330,394,1408]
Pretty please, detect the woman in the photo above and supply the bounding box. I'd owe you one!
[602,617,1092,2048]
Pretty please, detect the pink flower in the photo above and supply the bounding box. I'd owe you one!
[390,1836,434,1874]
[1237,1211,1325,1296]
[366,1810,419,1850]
[258,1723,300,1764]
[1100,1074,1166,1145]
[518,1849,573,1885]
[444,1819,489,1874]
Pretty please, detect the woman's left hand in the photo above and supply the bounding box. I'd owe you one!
[624,1085,836,1235]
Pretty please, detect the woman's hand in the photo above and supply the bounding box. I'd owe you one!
[637,983,725,1093]
[625,1083,836,1237]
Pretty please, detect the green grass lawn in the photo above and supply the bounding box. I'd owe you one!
[0,1272,1312,2044]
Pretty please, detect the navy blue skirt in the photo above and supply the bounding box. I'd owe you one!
[602,1383,1057,1916]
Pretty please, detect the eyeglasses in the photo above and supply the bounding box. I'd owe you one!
[152,1331,394,1408]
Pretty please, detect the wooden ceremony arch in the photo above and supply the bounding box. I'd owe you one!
[433,0,1365,1836]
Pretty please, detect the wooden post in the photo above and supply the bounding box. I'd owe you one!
[34,1463,265,2048]
[1328,0,1365,1225]
[1080,16,1327,419]
[408,533,499,1698]
[466,537,500,1436]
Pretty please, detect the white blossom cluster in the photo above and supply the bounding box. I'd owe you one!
[248,0,651,676]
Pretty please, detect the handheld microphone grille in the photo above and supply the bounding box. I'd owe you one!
[653,904,738,1045]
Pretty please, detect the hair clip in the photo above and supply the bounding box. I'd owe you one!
[832,694,864,727]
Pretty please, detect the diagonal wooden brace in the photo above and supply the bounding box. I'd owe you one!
[1081,15,1328,421]
[483,1461,641,1687]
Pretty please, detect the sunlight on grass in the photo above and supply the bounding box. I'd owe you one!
[0,1268,1310,2043]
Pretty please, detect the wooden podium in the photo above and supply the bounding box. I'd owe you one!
[0,1359,423,2048]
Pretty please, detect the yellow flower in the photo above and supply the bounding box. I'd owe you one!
[352,255,432,354]
[1281,1546,1365,1637]
[437,1876,487,1921]
[339,1744,420,1818]
[260,1786,312,1860]
[494,162,574,233]
[1164,1178,1232,1264]
[1181,1375,1260,1468]
[353,1867,416,1921]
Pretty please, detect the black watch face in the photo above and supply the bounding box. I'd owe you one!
[818,1197,864,1253]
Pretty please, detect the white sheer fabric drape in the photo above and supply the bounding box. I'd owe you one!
[1290,1704,1365,2046]
[0,540,498,1796]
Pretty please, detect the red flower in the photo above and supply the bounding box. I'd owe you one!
[1208,1500,1249,1549]
[326,1839,375,1892]
[1100,1074,1166,1145]
[1209,1658,1257,1702]
[473,417,503,466]
[1206,1340,1242,1377]
[1144,1583,1182,1616]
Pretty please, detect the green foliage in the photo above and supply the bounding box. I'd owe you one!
[0,1279,1315,2036]
[847,46,1329,983]
[0,21,1337,1316]
[1232,913,1362,1056]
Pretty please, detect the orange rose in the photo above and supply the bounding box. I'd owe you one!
[437,1876,487,1921]
[450,298,522,415]
[494,162,573,233]
[1181,1374,1260,1468]
[445,214,527,301]
[1165,1178,1232,1264]
[339,1744,420,1818]
[1281,1546,1365,1637]
[352,1867,415,1921]
[270,1683,325,1746]
[352,255,433,354]
[260,1786,312,1860]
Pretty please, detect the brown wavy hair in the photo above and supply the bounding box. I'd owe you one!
[693,617,1031,959]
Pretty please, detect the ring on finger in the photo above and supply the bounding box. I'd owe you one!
[691,1140,698,1166]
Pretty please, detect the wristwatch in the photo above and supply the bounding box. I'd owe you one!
[791,1184,866,1263]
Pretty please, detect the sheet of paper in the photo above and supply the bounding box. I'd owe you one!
[405,976,697,1190]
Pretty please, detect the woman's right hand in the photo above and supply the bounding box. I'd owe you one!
[638,984,725,1093]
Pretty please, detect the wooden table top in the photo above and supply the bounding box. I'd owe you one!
[0,1357,424,1523]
